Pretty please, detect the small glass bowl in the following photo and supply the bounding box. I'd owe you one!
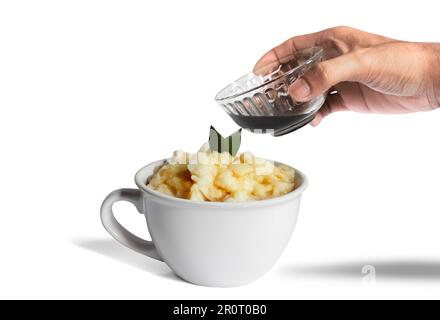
[215,47,326,136]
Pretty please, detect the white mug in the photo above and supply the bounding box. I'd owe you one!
[100,159,308,287]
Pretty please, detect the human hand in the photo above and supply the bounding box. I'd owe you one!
[255,26,440,126]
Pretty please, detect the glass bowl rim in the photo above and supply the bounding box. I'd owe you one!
[215,46,324,102]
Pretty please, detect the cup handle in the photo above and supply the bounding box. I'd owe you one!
[100,188,162,261]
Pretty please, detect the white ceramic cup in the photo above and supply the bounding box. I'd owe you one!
[100,159,308,287]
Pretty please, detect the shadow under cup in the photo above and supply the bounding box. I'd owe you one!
[100,159,308,287]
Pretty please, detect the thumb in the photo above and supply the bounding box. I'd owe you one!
[289,51,368,102]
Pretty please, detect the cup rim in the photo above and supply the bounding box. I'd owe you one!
[134,159,308,208]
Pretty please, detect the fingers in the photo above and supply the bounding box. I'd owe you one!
[310,91,348,126]
[254,26,392,75]
[290,50,368,102]
[254,31,325,73]
[253,26,395,127]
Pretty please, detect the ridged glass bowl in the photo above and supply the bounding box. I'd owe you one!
[215,47,326,136]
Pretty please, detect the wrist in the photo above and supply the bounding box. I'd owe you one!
[429,43,440,108]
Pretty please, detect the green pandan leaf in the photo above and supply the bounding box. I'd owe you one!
[209,126,242,156]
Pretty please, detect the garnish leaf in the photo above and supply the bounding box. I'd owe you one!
[209,126,242,156]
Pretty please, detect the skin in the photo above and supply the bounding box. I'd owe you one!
[254,26,440,126]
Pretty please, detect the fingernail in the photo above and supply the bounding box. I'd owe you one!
[290,79,311,100]
[310,118,319,127]
[254,52,277,74]
[310,113,322,127]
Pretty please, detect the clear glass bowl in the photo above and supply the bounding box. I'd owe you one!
[215,47,326,136]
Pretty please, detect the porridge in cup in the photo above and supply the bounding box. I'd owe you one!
[147,143,296,202]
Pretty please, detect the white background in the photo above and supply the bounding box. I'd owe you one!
[1,0,440,300]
